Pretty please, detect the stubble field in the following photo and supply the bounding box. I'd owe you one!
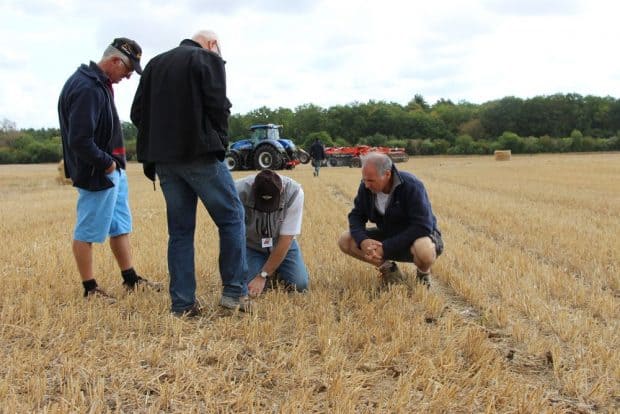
[0,153,618,413]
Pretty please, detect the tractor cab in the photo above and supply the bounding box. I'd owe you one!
[250,124,281,142]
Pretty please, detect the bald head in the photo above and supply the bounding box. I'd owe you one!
[192,30,221,55]
[362,152,393,176]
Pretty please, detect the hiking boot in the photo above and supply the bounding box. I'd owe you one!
[171,303,202,318]
[378,261,409,286]
[123,276,163,292]
[85,287,117,304]
[220,295,253,313]
[416,270,431,288]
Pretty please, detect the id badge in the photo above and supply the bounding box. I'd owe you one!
[261,237,273,248]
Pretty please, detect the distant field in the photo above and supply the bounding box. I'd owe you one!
[0,153,618,413]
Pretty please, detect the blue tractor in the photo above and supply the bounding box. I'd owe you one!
[225,124,310,171]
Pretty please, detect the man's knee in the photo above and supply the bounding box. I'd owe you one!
[277,270,309,292]
[337,231,353,253]
[412,237,437,267]
[292,278,309,292]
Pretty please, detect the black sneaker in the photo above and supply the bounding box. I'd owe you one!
[123,276,163,292]
[171,303,202,318]
[85,287,117,304]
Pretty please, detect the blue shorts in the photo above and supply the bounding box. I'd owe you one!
[74,169,132,243]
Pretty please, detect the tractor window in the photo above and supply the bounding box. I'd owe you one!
[267,128,280,140]
[251,129,267,141]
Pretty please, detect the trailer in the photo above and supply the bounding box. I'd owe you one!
[324,145,409,167]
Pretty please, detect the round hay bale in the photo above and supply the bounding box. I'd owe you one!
[56,160,73,185]
[494,150,511,161]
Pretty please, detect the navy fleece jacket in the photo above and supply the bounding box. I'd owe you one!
[348,165,439,259]
[58,62,125,191]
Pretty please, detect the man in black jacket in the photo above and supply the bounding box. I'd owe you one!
[337,153,443,288]
[58,37,160,302]
[131,30,249,316]
[308,138,325,177]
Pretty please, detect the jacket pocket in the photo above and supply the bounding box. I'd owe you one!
[88,171,115,191]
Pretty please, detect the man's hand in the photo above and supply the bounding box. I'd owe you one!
[248,274,267,297]
[105,161,117,174]
[360,239,383,266]
[373,245,385,263]
[251,235,294,297]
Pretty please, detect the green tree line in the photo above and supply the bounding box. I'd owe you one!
[0,120,138,164]
[228,93,620,154]
[2,92,620,164]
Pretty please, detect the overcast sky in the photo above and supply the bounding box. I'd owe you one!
[1,0,619,129]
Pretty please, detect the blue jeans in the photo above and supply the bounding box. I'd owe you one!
[246,240,309,291]
[156,158,247,313]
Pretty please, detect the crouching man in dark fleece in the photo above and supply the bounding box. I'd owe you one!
[338,153,443,288]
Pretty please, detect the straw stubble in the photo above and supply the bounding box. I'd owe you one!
[0,154,618,412]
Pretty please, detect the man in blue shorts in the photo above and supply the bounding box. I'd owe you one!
[338,153,443,289]
[58,37,161,301]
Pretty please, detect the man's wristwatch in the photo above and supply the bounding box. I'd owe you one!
[259,270,269,279]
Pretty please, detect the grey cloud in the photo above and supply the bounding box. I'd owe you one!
[415,11,492,50]
[438,18,491,43]
[359,77,399,91]
[322,32,366,49]
[4,0,62,15]
[13,0,317,17]
[417,78,473,104]
[307,31,376,73]
[272,76,298,91]
[397,36,471,82]
[398,61,461,82]
[309,52,347,71]
[94,19,184,59]
[186,0,317,14]
[390,11,490,87]
[8,0,317,23]
[482,0,581,16]
[0,55,23,69]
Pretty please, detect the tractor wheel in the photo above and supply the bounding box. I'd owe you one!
[350,157,362,168]
[225,153,240,171]
[327,157,338,167]
[297,149,311,164]
[253,146,282,170]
